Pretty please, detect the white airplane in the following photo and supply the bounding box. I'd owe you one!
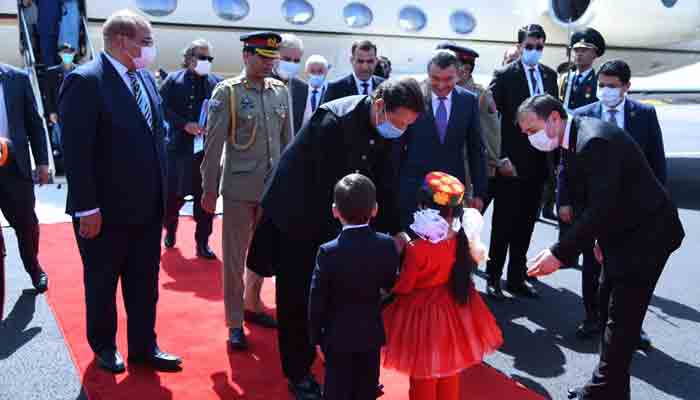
[2,0,700,83]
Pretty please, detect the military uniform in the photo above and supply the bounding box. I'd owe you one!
[560,27,606,110]
[200,32,291,331]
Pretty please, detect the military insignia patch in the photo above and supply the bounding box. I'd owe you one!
[274,104,287,119]
[240,95,255,111]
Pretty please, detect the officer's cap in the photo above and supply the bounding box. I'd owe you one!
[436,41,479,64]
[240,31,282,59]
[571,28,606,57]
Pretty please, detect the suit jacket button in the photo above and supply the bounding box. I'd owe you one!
[369,139,375,145]
[361,155,367,160]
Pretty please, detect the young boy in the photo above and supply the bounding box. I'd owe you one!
[308,173,399,400]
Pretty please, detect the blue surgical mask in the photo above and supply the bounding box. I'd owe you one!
[308,74,325,88]
[521,49,542,66]
[61,53,75,65]
[376,106,405,139]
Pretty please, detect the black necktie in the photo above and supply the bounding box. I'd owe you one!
[529,67,539,95]
[361,82,369,95]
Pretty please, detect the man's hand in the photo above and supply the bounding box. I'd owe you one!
[558,206,574,224]
[393,231,411,255]
[468,197,484,213]
[184,122,204,136]
[594,242,604,265]
[79,211,102,239]
[49,113,58,124]
[497,159,516,177]
[36,165,49,185]
[201,192,218,214]
[527,249,563,277]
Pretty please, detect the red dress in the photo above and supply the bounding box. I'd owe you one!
[382,237,503,379]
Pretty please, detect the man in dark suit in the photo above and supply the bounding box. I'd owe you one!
[59,10,182,374]
[0,63,49,293]
[42,43,77,166]
[560,59,667,343]
[250,78,423,399]
[301,54,329,127]
[322,40,385,103]
[486,24,558,299]
[309,173,398,400]
[399,49,486,228]
[160,39,221,258]
[522,95,684,400]
[271,33,308,135]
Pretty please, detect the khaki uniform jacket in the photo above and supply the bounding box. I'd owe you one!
[460,78,501,178]
[201,75,292,202]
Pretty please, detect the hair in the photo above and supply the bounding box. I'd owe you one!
[427,49,460,72]
[102,9,151,49]
[333,173,376,225]
[517,94,568,122]
[280,33,304,51]
[517,24,546,44]
[416,186,474,304]
[598,59,632,84]
[305,54,329,70]
[557,61,574,75]
[58,42,75,53]
[372,77,425,114]
[351,40,377,56]
[181,38,212,68]
[378,55,391,67]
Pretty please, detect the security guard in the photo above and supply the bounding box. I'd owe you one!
[200,31,291,351]
[560,27,606,110]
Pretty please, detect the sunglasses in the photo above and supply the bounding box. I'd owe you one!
[196,55,214,62]
[524,44,544,51]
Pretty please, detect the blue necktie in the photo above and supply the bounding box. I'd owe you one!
[361,82,369,95]
[435,97,448,143]
[127,71,152,130]
[529,67,539,95]
[311,89,319,112]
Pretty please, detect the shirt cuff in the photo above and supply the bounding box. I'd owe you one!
[75,208,100,217]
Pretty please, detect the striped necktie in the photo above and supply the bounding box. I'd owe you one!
[127,71,153,130]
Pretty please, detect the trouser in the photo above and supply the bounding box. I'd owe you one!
[581,252,669,399]
[164,153,213,245]
[222,200,264,329]
[0,167,42,278]
[486,176,543,285]
[323,349,381,400]
[409,374,460,400]
[276,234,319,382]
[0,229,5,320]
[73,219,161,356]
[560,220,601,321]
[482,176,498,212]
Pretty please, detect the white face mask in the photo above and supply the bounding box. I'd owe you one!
[598,86,624,108]
[131,45,157,70]
[194,60,211,76]
[276,60,301,80]
[528,121,559,152]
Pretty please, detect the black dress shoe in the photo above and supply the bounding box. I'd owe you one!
[576,319,601,339]
[95,349,126,374]
[128,347,182,371]
[163,230,176,248]
[486,281,505,301]
[288,375,322,400]
[638,330,652,351]
[228,327,248,351]
[526,275,539,283]
[244,310,277,329]
[507,282,539,298]
[30,269,48,293]
[196,242,216,259]
[567,387,584,399]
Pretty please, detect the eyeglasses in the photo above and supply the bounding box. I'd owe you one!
[196,55,214,62]
[524,44,544,51]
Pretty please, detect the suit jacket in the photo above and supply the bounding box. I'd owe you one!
[290,77,308,134]
[59,53,169,225]
[489,61,558,180]
[159,69,221,196]
[560,69,598,110]
[322,73,385,104]
[399,83,486,227]
[309,226,398,352]
[0,64,48,181]
[551,117,684,280]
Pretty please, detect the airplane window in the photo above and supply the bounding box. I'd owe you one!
[213,0,250,21]
[135,0,177,17]
[661,0,677,6]
[450,10,476,34]
[399,6,426,32]
[343,3,373,28]
[282,0,314,25]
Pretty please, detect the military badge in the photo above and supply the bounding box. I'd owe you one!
[274,104,288,119]
[240,95,255,111]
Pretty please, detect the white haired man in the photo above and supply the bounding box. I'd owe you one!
[302,54,329,125]
[272,33,308,134]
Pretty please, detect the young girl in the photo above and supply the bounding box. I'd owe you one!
[383,171,503,400]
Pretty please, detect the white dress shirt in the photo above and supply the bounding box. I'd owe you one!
[562,115,574,150]
[303,83,327,125]
[431,90,453,122]
[0,76,8,139]
[575,68,593,85]
[342,223,369,231]
[353,72,374,95]
[603,97,626,130]
[522,60,544,96]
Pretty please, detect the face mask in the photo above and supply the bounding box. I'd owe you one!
[521,49,542,66]
[598,86,624,108]
[130,45,157,70]
[308,74,325,88]
[528,120,559,152]
[376,105,405,139]
[194,60,211,76]
[276,60,301,80]
[61,53,75,65]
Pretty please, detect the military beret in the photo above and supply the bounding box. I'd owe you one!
[436,41,479,63]
[571,28,606,57]
[240,31,282,59]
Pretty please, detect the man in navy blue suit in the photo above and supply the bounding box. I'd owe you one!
[59,10,181,374]
[0,63,49,293]
[322,40,385,103]
[558,59,667,346]
[399,49,487,229]
[309,173,398,400]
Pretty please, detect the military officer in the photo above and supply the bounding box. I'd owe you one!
[560,27,606,110]
[200,31,292,351]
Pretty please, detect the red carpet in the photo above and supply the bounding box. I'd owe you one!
[40,218,544,400]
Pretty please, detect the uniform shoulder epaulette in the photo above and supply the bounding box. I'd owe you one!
[219,76,245,88]
[265,77,286,86]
